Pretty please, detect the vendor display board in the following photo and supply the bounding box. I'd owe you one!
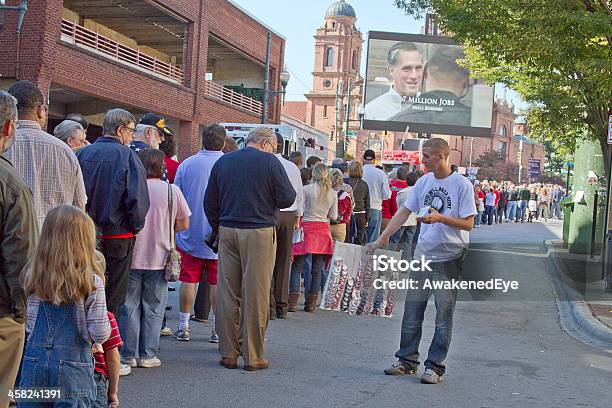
[320,242,401,317]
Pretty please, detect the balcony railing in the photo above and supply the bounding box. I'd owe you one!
[60,19,183,84]
[204,80,262,117]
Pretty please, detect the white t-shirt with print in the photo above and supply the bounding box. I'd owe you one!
[404,172,477,262]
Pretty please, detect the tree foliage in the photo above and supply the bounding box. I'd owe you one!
[394,0,612,169]
[474,150,519,183]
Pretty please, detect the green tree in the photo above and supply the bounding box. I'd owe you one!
[394,0,612,171]
[474,150,519,183]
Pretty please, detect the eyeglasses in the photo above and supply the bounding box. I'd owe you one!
[120,125,136,135]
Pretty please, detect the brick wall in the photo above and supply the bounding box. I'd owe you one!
[0,0,284,157]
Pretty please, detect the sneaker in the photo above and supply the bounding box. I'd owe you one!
[138,357,162,368]
[160,326,173,336]
[384,360,417,376]
[119,363,132,376]
[420,368,442,384]
[175,327,190,341]
[121,357,137,368]
[209,330,219,343]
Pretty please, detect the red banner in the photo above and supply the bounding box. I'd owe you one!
[381,150,420,164]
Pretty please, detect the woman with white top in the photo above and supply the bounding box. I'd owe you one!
[289,163,338,312]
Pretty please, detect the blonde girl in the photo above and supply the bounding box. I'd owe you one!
[289,163,338,312]
[20,205,110,407]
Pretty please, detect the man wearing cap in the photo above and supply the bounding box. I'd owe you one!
[129,112,171,153]
[362,149,391,243]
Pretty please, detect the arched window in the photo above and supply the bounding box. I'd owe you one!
[332,22,336,28]
[351,50,357,70]
[325,47,334,67]
[499,125,506,137]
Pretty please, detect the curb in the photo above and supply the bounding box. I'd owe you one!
[543,241,612,352]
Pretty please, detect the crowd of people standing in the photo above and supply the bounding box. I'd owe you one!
[0,79,568,406]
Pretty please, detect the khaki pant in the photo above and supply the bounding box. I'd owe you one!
[270,211,296,316]
[330,223,346,243]
[217,226,276,366]
[0,316,25,408]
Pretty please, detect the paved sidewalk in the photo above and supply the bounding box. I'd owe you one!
[545,240,612,350]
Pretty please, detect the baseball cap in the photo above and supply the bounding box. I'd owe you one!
[363,149,376,161]
[140,113,172,136]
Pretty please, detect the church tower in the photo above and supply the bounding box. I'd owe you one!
[305,0,363,156]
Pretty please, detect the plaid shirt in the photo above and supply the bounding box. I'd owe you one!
[4,121,87,229]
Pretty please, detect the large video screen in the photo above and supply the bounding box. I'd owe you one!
[363,31,494,137]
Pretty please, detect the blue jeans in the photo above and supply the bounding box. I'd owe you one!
[551,201,562,220]
[484,205,495,225]
[119,269,168,359]
[393,226,417,261]
[366,209,382,243]
[475,211,482,226]
[20,302,96,406]
[395,254,464,376]
[507,201,517,221]
[93,372,109,408]
[290,254,312,293]
[291,254,326,295]
[519,200,528,222]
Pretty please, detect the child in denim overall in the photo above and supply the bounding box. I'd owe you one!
[19,205,111,407]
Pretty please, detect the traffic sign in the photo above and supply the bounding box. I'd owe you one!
[346,130,358,137]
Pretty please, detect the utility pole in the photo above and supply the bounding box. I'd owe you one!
[334,79,344,158]
[261,31,271,124]
[339,77,352,159]
[517,137,524,183]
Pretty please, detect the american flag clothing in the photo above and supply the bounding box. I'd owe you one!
[93,311,123,377]
[25,274,110,344]
[4,120,87,229]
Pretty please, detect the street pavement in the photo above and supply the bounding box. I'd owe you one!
[119,219,612,408]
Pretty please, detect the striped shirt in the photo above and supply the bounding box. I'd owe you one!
[4,120,87,229]
[93,312,123,377]
[25,274,110,344]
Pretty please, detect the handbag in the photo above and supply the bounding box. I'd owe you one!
[164,182,181,282]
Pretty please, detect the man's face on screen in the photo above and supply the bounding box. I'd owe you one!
[389,50,424,97]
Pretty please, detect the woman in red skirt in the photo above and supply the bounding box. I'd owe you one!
[289,163,338,312]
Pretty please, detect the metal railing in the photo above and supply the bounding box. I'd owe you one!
[204,79,262,116]
[60,19,183,84]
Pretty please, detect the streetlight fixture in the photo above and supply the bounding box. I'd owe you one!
[0,0,28,33]
[279,68,290,105]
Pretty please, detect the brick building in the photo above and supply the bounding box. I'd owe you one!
[0,0,285,158]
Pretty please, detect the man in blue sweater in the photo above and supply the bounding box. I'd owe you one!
[205,126,296,371]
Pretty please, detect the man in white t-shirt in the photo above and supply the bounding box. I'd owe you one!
[368,138,476,384]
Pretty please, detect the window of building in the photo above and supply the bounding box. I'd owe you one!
[323,105,328,118]
[323,79,332,88]
[498,141,507,155]
[325,47,334,67]
[332,22,336,28]
[351,50,357,70]
[499,125,506,137]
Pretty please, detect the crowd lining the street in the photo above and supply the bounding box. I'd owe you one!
[0,81,566,407]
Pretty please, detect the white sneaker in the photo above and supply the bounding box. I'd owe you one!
[138,357,162,368]
[209,330,219,343]
[121,358,137,368]
[119,363,132,376]
[160,327,173,336]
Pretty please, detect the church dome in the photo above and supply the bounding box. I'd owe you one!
[325,0,356,18]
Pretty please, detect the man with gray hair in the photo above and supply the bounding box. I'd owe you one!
[53,119,87,151]
[4,80,87,230]
[364,42,424,120]
[0,90,38,408]
[129,112,171,153]
[76,108,149,318]
[205,126,296,371]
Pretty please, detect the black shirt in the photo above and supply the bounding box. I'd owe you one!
[204,147,296,229]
